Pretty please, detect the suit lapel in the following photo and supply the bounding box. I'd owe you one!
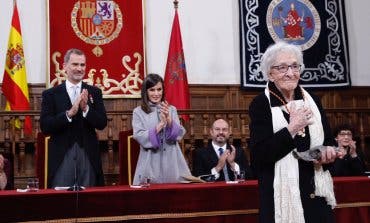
[82,82,93,106]
[56,82,72,110]
[207,143,219,164]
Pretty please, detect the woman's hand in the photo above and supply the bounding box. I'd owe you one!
[156,112,167,133]
[313,146,345,164]
[348,140,358,158]
[156,101,172,133]
[160,101,172,126]
[287,102,314,137]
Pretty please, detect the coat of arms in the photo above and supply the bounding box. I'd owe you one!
[71,0,123,56]
[266,0,321,50]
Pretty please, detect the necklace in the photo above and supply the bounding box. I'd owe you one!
[269,87,306,137]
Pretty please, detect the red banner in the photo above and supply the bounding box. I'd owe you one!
[164,9,190,121]
[48,0,145,98]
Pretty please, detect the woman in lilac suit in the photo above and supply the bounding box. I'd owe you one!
[132,73,190,185]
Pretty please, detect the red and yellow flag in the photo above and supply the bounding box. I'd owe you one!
[2,3,32,135]
[164,3,190,121]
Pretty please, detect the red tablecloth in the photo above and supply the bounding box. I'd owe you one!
[0,177,369,222]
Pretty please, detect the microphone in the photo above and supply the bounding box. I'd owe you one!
[156,104,166,150]
[69,87,86,191]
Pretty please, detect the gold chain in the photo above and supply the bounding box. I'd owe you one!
[269,87,307,137]
[268,90,290,113]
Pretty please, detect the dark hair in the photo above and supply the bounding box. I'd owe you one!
[141,73,165,113]
[64,48,85,63]
[333,123,355,137]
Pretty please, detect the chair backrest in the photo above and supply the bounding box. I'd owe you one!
[35,132,50,189]
[118,130,140,185]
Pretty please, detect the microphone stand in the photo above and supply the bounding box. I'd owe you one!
[68,144,84,191]
[157,104,167,151]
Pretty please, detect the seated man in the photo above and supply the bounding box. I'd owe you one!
[329,124,367,176]
[192,119,253,181]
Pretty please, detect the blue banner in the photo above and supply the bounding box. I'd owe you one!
[239,0,350,89]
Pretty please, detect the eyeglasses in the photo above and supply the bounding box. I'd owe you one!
[338,131,352,137]
[271,64,301,73]
[213,127,229,132]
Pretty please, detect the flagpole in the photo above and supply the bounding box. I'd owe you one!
[11,120,16,157]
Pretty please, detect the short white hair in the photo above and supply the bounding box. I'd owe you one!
[260,41,305,79]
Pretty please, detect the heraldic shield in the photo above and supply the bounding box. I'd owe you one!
[48,0,145,98]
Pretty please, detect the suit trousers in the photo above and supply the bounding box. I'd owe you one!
[51,142,96,188]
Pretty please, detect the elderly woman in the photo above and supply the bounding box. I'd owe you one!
[249,42,343,223]
[132,73,191,185]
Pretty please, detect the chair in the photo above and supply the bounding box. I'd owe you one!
[118,130,140,185]
[35,132,50,189]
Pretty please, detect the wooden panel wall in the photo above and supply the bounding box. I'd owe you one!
[4,84,369,115]
[0,84,369,187]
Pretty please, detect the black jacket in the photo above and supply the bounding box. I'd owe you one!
[249,83,335,223]
[192,142,253,181]
[40,82,107,187]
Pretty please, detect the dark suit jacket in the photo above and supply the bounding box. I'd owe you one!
[40,82,107,187]
[192,142,253,181]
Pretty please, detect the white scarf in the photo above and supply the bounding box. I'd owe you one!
[265,87,336,223]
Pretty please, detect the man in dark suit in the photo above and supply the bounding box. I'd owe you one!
[40,48,107,188]
[192,119,253,181]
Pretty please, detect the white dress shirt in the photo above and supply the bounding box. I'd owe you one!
[210,142,240,180]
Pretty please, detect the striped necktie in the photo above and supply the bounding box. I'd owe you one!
[218,148,230,181]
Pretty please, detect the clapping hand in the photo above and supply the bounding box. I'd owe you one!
[227,145,237,168]
[67,93,82,118]
[156,101,171,133]
[159,101,172,126]
[79,89,89,112]
[347,140,358,158]
[216,150,229,172]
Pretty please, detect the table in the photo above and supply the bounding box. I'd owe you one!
[0,177,369,222]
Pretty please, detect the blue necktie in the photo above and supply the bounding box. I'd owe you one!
[218,148,230,181]
[218,147,223,156]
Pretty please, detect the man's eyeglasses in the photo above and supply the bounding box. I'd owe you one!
[271,64,301,73]
[213,127,229,132]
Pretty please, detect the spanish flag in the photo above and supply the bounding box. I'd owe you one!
[2,2,32,135]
